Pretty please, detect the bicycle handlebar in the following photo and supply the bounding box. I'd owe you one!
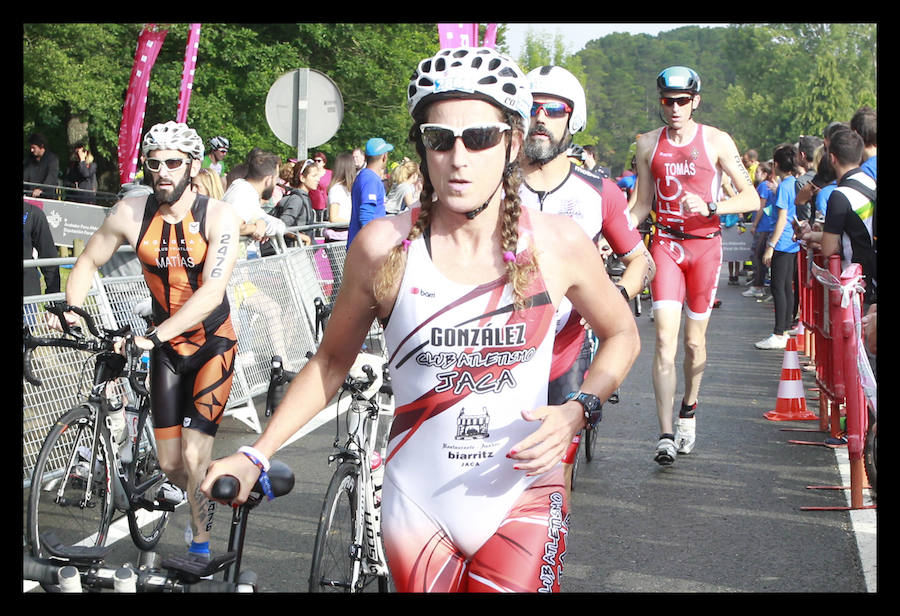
[23,302,146,392]
[23,554,248,593]
[24,460,295,593]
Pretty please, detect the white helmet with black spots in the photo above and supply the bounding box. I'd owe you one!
[141,121,205,160]
[208,135,230,152]
[527,65,587,135]
[407,46,532,133]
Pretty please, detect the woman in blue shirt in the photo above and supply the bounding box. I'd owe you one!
[744,162,777,298]
[756,144,801,350]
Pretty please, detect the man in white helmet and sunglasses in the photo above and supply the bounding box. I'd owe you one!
[520,65,654,494]
[53,121,243,564]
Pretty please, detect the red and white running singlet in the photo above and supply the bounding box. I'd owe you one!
[520,164,642,380]
[648,124,724,319]
[381,207,569,592]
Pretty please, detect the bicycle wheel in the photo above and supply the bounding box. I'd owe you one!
[584,424,599,462]
[570,438,580,492]
[864,405,876,496]
[309,462,387,592]
[27,405,114,579]
[127,415,170,550]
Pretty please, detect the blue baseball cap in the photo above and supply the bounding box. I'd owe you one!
[365,137,394,156]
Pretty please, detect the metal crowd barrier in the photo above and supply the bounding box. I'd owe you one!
[793,249,876,511]
[22,230,384,485]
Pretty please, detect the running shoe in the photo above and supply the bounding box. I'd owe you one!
[654,436,677,466]
[742,287,765,298]
[755,333,788,350]
[674,417,696,454]
[156,482,186,506]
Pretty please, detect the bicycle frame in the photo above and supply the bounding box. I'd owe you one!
[26,303,172,564]
[337,392,390,581]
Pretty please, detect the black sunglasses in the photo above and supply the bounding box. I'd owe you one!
[419,122,511,152]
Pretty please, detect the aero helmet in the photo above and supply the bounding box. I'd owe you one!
[141,121,205,160]
[208,136,230,151]
[656,66,701,94]
[407,47,532,133]
[527,65,587,135]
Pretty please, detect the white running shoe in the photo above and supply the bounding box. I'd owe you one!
[674,417,696,454]
[755,333,788,350]
[654,437,677,466]
[742,287,765,298]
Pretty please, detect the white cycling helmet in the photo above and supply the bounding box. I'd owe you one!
[407,47,532,132]
[142,121,205,160]
[527,65,587,135]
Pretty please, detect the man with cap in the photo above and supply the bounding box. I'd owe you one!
[348,137,393,247]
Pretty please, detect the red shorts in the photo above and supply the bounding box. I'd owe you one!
[649,234,723,319]
[383,467,569,592]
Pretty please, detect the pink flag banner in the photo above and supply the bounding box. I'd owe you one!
[482,23,498,48]
[117,25,167,186]
[438,23,478,48]
[176,23,202,123]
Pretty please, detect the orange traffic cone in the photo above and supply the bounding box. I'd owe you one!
[793,322,805,354]
[764,336,818,421]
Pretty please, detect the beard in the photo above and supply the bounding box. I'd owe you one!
[260,182,275,202]
[152,170,192,205]
[524,124,571,165]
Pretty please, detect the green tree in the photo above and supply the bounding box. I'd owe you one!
[23,23,441,193]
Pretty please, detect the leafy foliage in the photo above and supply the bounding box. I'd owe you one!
[23,23,875,190]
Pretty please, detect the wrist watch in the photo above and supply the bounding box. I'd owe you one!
[706,201,718,217]
[616,284,630,302]
[144,326,164,349]
[566,391,603,427]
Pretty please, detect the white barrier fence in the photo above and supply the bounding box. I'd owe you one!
[22,232,385,486]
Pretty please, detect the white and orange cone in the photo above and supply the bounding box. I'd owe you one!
[764,336,818,421]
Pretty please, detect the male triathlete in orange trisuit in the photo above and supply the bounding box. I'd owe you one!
[56,121,242,561]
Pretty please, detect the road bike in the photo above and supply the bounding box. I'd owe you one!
[23,460,295,592]
[24,302,178,591]
[308,354,393,592]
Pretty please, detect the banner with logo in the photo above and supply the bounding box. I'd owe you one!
[176,23,202,123]
[24,196,109,248]
[117,24,167,187]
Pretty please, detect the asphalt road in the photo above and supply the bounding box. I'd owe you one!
[24,270,877,594]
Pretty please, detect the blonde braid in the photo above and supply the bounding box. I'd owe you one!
[499,163,537,311]
[373,147,435,303]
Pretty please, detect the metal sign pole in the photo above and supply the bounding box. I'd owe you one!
[296,68,308,161]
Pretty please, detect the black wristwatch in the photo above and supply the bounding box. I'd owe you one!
[566,391,603,428]
[706,201,718,217]
[144,326,164,349]
[615,284,630,302]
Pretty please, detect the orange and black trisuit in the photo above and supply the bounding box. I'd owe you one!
[136,193,237,440]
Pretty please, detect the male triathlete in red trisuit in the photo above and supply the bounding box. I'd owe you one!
[631,67,758,465]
